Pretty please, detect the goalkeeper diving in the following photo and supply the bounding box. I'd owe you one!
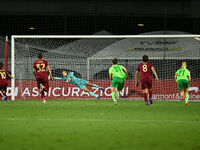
[54,71,104,99]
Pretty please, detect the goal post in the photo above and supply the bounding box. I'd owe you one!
[11,35,200,101]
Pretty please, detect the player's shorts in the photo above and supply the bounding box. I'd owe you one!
[177,79,189,90]
[35,76,49,91]
[75,79,89,90]
[0,82,8,91]
[141,78,152,89]
[111,77,124,91]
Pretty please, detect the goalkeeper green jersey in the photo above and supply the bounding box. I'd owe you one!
[109,65,127,79]
[175,68,190,81]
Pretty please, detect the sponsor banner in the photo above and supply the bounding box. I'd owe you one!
[5,80,200,100]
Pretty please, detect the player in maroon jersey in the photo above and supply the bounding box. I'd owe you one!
[0,62,14,101]
[33,53,53,104]
[135,55,159,105]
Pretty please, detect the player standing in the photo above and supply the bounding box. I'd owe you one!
[0,62,14,101]
[135,55,159,105]
[33,53,53,104]
[109,58,128,105]
[174,62,191,106]
[54,71,104,99]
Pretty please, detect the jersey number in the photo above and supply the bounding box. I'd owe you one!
[142,65,148,72]
[114,66,121,72]
[36,64,45,72]
[178,70,185,76]
[0,72,6,79]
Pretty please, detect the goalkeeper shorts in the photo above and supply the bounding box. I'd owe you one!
[76,79,89,90]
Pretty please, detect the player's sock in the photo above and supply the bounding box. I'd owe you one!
[185,93,189,103]
[111,92,117,102]
[1,91,7,101]
[149,90,152,99]
[181,91,185,99]
[42,98,47,104]
[89,92,99,98]
[2,96,6,101]
[115,91,120,100]
[144,93,148,103]
[93,84,101,89]
[40,84,47,92]
[41,91,45,99]
[149,90,153,104]
[92,84,104,92]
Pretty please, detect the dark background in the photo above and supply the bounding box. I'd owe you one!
[0,0,200,35]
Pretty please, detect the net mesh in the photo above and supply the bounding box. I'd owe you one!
[13,37,200,101]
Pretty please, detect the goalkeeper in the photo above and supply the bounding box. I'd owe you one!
[54,71,104,99]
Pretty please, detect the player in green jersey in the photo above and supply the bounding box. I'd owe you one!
[109,58,128,105]
[175,61,191,106]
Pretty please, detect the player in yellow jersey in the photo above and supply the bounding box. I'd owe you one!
[109,58,128,105]
[175,62,191,106]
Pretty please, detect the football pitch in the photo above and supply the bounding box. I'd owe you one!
[0,100,200,150]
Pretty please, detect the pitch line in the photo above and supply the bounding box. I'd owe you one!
[0,118,200,123]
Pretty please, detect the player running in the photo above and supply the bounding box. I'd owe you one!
[175,61,191,106]
[135,55,159,105]
[0,62,14,101]
[109,58,128,105]
[33,53,53,104]
[54,71,104,99]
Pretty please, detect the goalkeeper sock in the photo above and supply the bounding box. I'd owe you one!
[111,92,117,102]
[93,84,101,89]
[144,93,148,103]
[89,92,99,98]
[185,93,189,103]
[149,90,152,99]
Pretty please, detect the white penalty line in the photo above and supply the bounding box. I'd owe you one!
[0,118,200,123]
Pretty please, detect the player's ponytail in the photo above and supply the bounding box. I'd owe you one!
[182,61,187,68]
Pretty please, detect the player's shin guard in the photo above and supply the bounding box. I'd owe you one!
[111,92,117,102]
[144,93,148,103]
[89,92,99,98]
[185,93,189,103]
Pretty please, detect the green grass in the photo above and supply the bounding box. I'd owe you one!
[0,100,200,150]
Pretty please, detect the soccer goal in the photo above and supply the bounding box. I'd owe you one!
[11,35,200,101]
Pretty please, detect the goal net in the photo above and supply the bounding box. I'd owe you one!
[11,35,200,101]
